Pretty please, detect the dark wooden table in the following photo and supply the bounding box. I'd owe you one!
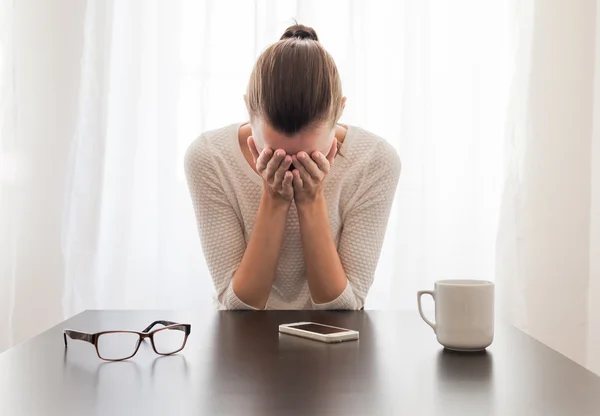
[1,310,600,415]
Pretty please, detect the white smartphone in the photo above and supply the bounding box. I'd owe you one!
[278,322,359,343]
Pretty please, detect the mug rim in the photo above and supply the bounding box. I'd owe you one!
[435,279,494,286]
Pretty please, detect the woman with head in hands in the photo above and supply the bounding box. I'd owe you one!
[185,23,401,310]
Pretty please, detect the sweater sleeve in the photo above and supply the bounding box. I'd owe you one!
[184,135,259,310]
[312,140,401,310]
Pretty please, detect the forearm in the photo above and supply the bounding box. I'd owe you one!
[297,192,348,304]
[232,192,290,309]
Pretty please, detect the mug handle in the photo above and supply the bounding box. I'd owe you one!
[417,290,437,333]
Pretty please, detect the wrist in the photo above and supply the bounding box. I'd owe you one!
[296,190,326,215]
[261,189,292,212]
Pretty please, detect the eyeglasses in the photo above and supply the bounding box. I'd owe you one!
[63,320,192,361]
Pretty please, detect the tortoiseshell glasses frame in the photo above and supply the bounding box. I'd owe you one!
[63,320,191,361]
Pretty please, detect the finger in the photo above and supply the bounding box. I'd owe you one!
[311,151,330,174]
[265,149,286,183]
[282,171,293,192]
[256,147,273,174]
[296,152,322,181]
[292,169,303,191]
[247,136,260,163]
[291,155,312,185]
[273,155,292,188]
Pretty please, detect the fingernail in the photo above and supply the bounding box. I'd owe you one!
[265,149,272,156]
[277,150,284,157]
[299,153,305,159]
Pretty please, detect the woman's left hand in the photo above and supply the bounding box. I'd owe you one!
[291,139,337,206]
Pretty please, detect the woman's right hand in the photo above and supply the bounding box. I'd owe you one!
[248,136,294,203]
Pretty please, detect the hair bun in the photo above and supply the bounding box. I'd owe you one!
[280,24,319,42]
[293,29,316,41]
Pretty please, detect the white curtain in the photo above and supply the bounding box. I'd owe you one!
[0,0,510,352]
[498,0,600,373]
[0,0,88,352]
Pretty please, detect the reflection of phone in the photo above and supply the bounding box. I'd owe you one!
[279,322,359,343]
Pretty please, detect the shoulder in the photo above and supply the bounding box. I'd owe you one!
[345,126,401,179]
[184,124,236,175]
[372,137,401,180]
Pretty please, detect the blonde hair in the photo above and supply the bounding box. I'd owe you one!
[246,24,344,136]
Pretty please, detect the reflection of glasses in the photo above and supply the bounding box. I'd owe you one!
[63,320,192,361]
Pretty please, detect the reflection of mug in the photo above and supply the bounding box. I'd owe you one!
[417,280,494,351]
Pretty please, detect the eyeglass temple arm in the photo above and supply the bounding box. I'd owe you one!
[63,330,95,347]
[142,320,185,333]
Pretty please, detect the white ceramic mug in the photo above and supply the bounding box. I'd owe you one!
[417,279,495,351]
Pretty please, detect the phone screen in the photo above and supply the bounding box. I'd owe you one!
[292,323,350,334]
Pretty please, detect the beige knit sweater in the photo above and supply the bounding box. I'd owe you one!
[184,122,401,310]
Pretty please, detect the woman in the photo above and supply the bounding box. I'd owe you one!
[185,24,401,310]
